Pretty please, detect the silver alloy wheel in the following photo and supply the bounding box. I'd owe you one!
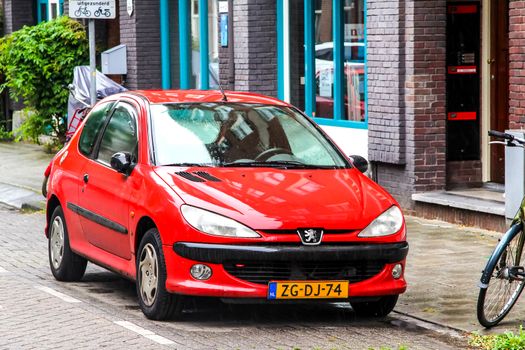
[139,243,159,307]
[50,216,65,270]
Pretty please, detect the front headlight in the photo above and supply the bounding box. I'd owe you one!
[180,205,261,238]
[358,206,404,238]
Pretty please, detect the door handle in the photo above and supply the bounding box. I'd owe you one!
[83,174,89,184]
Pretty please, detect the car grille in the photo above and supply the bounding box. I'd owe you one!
[223,260,385,285]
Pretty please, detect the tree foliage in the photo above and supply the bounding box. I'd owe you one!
[0,16,88,142]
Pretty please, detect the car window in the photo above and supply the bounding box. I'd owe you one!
[316,48,332,61]
[96,103,138,166]
[78,102,114,157]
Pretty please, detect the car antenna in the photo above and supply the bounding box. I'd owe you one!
[218,81,228,102]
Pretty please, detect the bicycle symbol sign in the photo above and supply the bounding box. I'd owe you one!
[69,0,116,19]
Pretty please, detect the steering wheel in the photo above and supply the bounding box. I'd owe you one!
[254,147,293,161]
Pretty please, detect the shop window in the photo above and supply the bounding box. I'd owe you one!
[279,0,367,129]
[164,0,219,90]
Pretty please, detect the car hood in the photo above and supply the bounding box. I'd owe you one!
[154,167,396,231]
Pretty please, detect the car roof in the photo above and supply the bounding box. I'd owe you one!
[123,89,290,106]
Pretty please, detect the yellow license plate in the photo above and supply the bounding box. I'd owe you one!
[267,281,349,300]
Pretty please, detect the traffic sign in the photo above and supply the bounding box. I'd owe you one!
[69,0,116,19]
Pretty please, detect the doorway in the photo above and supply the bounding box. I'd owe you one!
[446,2,481,163]
[489,0,509,184]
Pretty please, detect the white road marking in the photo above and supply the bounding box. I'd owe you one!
[0,266,9,274]
[35,286,82,303]
[114,321,174,345]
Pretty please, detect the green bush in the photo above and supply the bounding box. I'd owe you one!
[470,326,525,350]
[0,16,88,143]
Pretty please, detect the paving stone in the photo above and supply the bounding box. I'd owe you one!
[0,207,469,349]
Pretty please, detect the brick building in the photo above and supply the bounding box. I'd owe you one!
[1,0,518,227]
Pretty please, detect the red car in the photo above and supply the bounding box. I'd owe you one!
[45,90,408,320]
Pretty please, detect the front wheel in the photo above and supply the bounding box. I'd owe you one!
[136,228,182,320]
[351,295,398,317]
[477,226,525,328]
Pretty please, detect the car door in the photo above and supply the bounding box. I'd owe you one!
[78,101,139,260]
[64,101,115,242]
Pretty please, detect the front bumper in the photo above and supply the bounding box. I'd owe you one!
[173,242,408,263]
[164,242,408,298]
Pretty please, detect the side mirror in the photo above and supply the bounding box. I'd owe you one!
[110,152,133,175]
[350,155,369,174]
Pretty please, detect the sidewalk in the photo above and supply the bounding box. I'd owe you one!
[0,142,53,210]
[0,141,522,335]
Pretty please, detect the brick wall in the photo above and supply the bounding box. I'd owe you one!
[368,0,447,208]
[405,0,447,193]
[509,0,525,128]
[3,0,34,34]
[367,0,406,165]
[119,0,161,89]
[446,160,482,188]
[219,0,277,96]
[0,0,4,36]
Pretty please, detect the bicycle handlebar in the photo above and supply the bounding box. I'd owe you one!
[489,130,525,145]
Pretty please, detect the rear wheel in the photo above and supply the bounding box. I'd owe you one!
[136,228,182,320]
[477,228,525,328]
[48,205,87,281]
[351,295,398,317]
[42,175,48,198]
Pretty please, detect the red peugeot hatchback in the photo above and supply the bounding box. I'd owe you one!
[45,90,408,320]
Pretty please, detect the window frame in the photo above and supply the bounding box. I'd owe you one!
[36,0,64,23]
[278,0,368,129]
[94,102,140,168]
[160,0,218,90]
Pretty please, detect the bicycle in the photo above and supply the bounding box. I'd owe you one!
[74,6,91,17]
[477,130,525,327]
[94,7,111,17]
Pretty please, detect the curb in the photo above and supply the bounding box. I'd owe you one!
[21,200,46,212]
[0,182,45,211]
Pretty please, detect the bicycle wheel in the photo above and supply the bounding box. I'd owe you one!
[477,227,525,327]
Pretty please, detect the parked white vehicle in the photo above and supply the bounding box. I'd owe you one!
[315,42,365,73]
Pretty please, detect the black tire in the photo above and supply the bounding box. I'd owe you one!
[477,229,525,328]
[42,176,48,198]
[351,295,398,317]
[136,228,182,320]
[48,205,87,281]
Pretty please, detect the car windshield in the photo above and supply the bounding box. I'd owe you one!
[149,103,348,168]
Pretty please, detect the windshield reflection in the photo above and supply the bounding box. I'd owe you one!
[150,103,348,169]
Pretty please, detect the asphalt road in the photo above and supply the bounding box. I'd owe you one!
[0,205,467,350]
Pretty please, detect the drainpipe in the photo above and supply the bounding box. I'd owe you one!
[228,0,235,89]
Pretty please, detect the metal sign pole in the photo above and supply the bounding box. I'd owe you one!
[89,19,96,106]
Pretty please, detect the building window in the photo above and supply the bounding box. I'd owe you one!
[161,0,219,90]
[189,0,219,89]
[37,0,64,23]
[279,0,367,129]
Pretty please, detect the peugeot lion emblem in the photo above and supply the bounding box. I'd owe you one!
[297,228,324,245]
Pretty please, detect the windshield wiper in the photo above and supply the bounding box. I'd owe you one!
[163,163,214,167]
[222,160,334,169]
